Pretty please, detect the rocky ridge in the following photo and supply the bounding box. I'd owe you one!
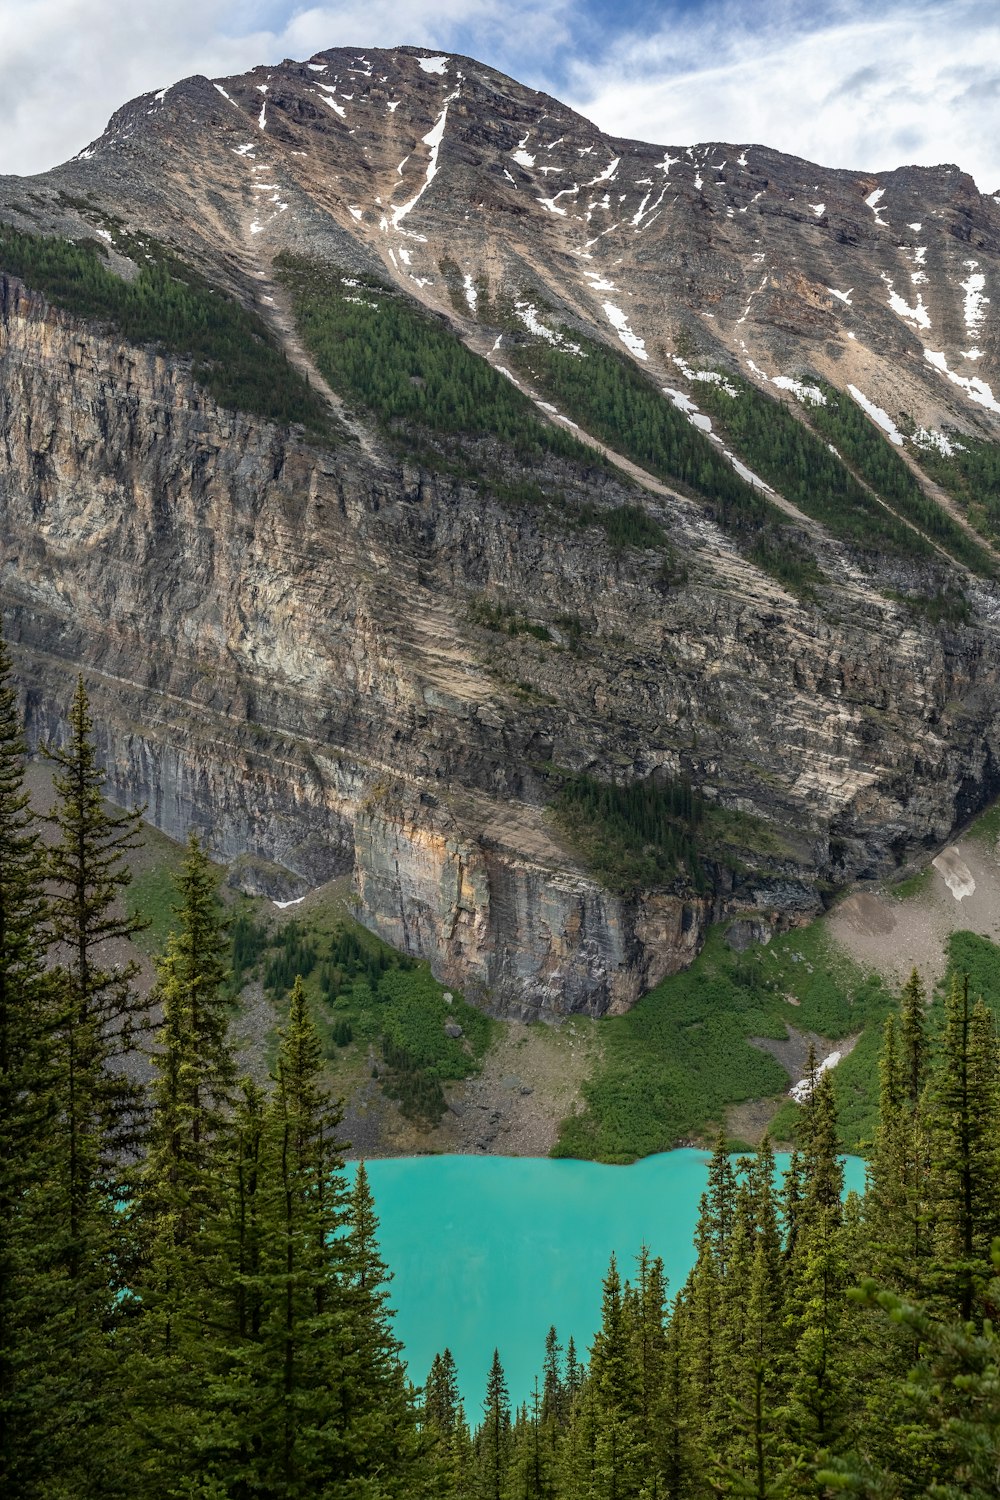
[2,46,1000,1017]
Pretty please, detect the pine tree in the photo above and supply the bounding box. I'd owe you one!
[123,840,238,1492]
[0,634,55,1497]
[475,1349,512,1500]
[899,967,928,1110]
[587,1254,648,1499]
[425,1348,471,1495]
[342,1160,427,1494]
[925,975,1000,1320]
[251,976,353,1495]
[45,677,147,1215]
[797,1055,844,1237]
[40,677,148,1494]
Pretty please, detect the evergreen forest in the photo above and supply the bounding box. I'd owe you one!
[1,637,999,1498]
[0,224,335,437]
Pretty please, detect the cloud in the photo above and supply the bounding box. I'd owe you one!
[1,0,573,176]
[2,0,998,192]
[564,0,1000,190]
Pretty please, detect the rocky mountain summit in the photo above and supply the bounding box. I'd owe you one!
[2,45,1000,1018]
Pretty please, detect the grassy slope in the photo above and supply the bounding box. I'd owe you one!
[554,923,890,1163]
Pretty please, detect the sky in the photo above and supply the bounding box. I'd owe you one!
[3,0,999,189]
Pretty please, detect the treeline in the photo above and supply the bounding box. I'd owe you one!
[427,969,1000,1497]
[0,642,428,1498]
[0,223,334,436]
[3,636,1000,1495]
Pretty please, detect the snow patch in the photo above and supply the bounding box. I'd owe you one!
[584,156,620,187]
[307,63,327,72]
[913,426,956,457]
[865,186,887,225]
[932,848,976,902]
[273,896,306,910]
[233,142,256,156]
[828,287,853,305]
[391,92,457,228]
[772,375,826,405]
[810,202,825,217]
[960,260,989,332]
[513,301,582,354]
[348,205,363,221]
[512,149,536,169]
[538,187,578,216]
[213,83,236,105]
[664,388,712,431]
[463,273,477,312]
[882,274,930,329]
[95,229,113,243]
[847,384,904,444]
[790,1051,842,1104]
[924,348,1000,414]
[417,56,449,74]
[387,100,400,112]
[602,302,646,359]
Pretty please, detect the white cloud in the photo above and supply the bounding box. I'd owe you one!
[1,0,572,176]
[1,0,998,193]
[565,0,1000,191]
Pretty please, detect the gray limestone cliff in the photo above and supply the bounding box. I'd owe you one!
[3,47,1000,1016]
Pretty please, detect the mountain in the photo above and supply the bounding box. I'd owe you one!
[2,44,1000,1018]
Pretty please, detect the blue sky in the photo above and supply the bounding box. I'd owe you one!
[4,0,999,189]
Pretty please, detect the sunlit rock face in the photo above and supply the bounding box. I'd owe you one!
[2,46,1000,1015]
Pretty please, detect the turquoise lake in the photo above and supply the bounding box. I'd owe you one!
[357,1151,867,1410]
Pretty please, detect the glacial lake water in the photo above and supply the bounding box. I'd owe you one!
[357,1150,867,1410]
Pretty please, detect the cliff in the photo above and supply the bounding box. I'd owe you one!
[2,47,1000,1016]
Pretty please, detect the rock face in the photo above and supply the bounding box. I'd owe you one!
[2,47,1000,1017]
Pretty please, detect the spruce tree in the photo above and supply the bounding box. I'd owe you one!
[475,1349,512,1500]
[252,976,353,1495]
[925,975,1000,1320]
[588,1254,647,1499]
[40,677,148,1495]
[343,1161,428,1493]
[0,634,54,1497]
[123,839,237,1493]
[425,1348,471,1495]
[899,967,928,1110]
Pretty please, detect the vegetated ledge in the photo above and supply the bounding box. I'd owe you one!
[543,765,803,902]
[0,221,338,439]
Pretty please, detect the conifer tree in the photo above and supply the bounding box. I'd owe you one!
[123,839,236,1492]
[797,1055,844,1236]
[343,1160,428,1492]
[425,1348,471,1495]
[587,1254,648,1499]
[0,634,54,1497]
[541,1325,566,1434]
[45,677,147,1210]
[899,967,928,1110]
[925,975,1000,1320]
[40,677,148,1494]
[251,976,353,1495]
[475,1349,512,1500]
